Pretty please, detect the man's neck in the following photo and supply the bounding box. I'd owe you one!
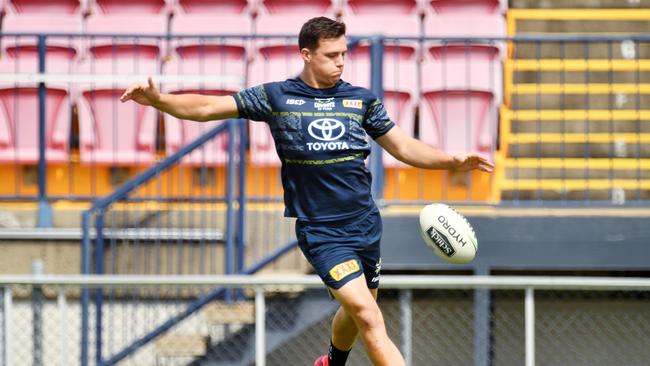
[299,70,336,89]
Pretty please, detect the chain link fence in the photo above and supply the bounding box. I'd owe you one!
[0,276,649,366]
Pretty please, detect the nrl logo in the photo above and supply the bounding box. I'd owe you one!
[314,97,335,111]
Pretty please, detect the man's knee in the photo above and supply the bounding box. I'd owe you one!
[350,303,384,332]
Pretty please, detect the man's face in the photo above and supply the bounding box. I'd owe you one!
[303,35,347,86]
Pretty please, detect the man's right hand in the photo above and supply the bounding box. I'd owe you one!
[120,77,160,107]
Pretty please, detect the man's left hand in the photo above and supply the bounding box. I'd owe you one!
[451,154,495,172]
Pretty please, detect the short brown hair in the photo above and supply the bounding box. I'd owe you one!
[299,17,346,51]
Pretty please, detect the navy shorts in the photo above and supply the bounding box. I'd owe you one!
[295,207,382,290]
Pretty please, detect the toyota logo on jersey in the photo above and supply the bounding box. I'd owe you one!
[307,118,349,151]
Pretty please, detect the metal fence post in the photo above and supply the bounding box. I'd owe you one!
[32,260,44,366]
[36,34,52,227]
[369,36,385,201]
[255,287,266,366]
[525,287,535,366]
[399,289,412,366]
[474,266,491,366]
[2,288,11,366]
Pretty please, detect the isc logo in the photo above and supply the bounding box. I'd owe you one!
[286,98,306,105]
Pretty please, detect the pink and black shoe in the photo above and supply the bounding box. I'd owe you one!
[313,355,329,366]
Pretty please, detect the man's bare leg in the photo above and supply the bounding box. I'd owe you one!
[329,276,405,366]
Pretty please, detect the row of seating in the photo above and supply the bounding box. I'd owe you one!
[0,0,505,48]
[0,52,501,167]
[0,0,506,17]
[0,0,504,168]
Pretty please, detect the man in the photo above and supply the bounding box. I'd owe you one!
[121,16,493,366]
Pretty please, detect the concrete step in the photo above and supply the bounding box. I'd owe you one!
[511,94,650,111]
[512,42,650,60]
[155,334,210,357]
[506,141,650,158]
[202,301,255,325]
[501,185,650,201]
[510,120,650,134]
[506,166,650,180]
[513,70,650,85]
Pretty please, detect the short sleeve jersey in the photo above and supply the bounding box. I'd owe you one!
[234,77,394,222]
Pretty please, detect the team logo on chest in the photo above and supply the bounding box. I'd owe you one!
[314,97,335,111]
[306,118,349,151]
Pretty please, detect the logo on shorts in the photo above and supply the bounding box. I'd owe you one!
[371,258,382,283]
[343,99,363,109]
[329,259,360,282]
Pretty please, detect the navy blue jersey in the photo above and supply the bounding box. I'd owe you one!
[234,77,394,222]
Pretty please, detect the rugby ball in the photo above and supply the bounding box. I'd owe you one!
[419,203,478,264]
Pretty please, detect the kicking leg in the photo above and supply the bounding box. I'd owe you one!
[329,276,405,366]
[330,288,378,351]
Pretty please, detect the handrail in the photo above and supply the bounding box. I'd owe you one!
[2,274,650,290]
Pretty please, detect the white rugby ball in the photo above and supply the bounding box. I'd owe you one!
[419,203,478,264]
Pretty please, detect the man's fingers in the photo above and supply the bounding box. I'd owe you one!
[148,77,155,89]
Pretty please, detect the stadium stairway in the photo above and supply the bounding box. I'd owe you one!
[151,289,338,366]
[498,2,650,202]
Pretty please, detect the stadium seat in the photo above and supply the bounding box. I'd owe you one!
[420,14,503,154]
[344,44,418,167]
[169,0,251,77]
[4,0,86,14]
[255,0,339,41]
[163,55,244,166]
[76,58,159,165]
[1,12,83,57]
[427,0,506,15]
[0,56,73,163]
[85,0,169,60]
[341,0,422,37]
[175,0,251,14]
[89,0,170,14]
[419,89,496,154]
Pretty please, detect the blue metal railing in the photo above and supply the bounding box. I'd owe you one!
[80,118,244,365]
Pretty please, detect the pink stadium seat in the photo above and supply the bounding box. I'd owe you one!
[175,0,250,14]
[345,0,419,15]
[163,56,243,166]
[344,44,417,167]
[428,0,506,15]
[85,13,166,60]
[169,2,252,66]
[255,0,339,40]
[1,13,83,56]
[0,56,73,163]
[5,0,85,14]
[90,0,170,14]
[76,59,159,165]
[341,0,422,37]
[423,15,505,99]
[419,90,495,155]
[420,15,503,155]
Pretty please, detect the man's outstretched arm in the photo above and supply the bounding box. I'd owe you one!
[120,77,239,122]
[375,125,495,172]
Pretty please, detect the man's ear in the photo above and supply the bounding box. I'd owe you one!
[300,48,311,63]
